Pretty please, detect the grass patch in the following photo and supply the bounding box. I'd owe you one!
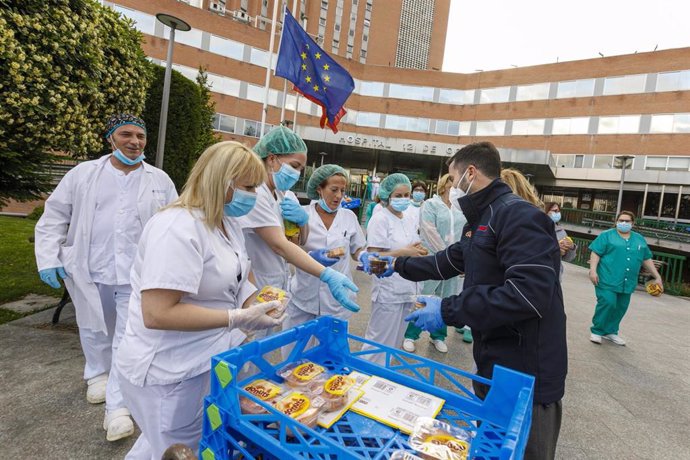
[0,308,25,325]
[0,215,61,304]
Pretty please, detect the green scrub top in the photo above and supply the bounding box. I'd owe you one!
[589,228,652,294]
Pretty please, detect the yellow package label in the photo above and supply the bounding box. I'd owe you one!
[324,375,356,396]
[243,379,282,401]
[292,362,325,381]
[420,434,469,460]
[256,286,287,304]
[284,220,300,237]
[276,393,311,418]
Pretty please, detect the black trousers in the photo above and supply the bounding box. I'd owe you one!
[473,381,562,460]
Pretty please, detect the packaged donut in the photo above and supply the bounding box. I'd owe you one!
[409,417,472,460]
[274,391,325,433]
[239,379,284,414]
[279,360,327,390]
[254,286,291,318]
[390,452,425,460]
[321,374,356,412]
[326,246,346,258]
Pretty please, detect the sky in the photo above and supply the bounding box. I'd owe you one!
[442,0,690,73]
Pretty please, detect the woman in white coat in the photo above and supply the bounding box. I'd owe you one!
[34,113,177,441]
[235,126,360,316]
[359,174,427,364]
[116,142,284,459]
[285,164,366,329]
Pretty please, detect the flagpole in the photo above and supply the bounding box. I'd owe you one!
[260,0,281,137]
[292,13,307,131]
[279,0,296,125]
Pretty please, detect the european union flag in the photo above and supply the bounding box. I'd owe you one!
[276,7,354,133]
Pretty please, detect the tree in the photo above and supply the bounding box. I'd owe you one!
[0,0,151,206]
[141,64,219,190]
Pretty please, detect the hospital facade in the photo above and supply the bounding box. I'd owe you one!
[107,0,690,232]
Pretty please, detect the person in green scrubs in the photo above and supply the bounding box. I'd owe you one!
[588,210,663,345]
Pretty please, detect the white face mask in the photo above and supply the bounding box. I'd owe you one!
[449,168,474,211]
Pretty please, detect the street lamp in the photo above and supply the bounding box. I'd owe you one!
[614,155,635,216]
[155,13,191,170]
[318,152,328,166]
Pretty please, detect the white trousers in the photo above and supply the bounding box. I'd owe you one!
[121,372,210,460]
[78,283,131,412]
[361,301,413,366]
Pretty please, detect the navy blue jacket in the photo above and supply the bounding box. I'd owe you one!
[395,179,567,404]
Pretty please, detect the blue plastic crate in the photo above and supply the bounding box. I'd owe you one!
[200,316,534,460]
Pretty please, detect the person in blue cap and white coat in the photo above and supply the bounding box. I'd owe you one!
[34,113,177,442]
[234,126,360,323]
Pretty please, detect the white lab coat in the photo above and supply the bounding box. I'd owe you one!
[289,204,366,318]
[34,155,177,334]
[235,183,298,291]
[406,202,422,227]
[116,208,254,387]
[366,208,420,303]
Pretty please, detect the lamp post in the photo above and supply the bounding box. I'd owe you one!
[614,155,635,216]
[155,13,191,170]
[318,151,328,166]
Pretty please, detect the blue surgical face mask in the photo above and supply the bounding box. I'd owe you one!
[111,137,145,166]
[318,198,339,213]
[412,191,426,203]
[549,212,561,223]
[272,162,301,191]
[224,187,257,217]
[390,197,411,212]
[616,221,632,233]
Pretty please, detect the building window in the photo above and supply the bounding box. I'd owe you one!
[356,112,381,127]
[602,74,647,95]
[479,86,510,104]
[593,155,614,169]
[216,114,236,133]
[511,119,545,136]
[645,156,667,170]
[667,156,690,171]
[574,155,584,168]
[475,120,506,136]
[515,83,550,102]
[556,79,595,98]
[388,83,434,102]
[656,70,690,92]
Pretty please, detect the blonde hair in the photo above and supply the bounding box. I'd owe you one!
[437,173,454,196]
[501,168,543,208]
[167,141,266,229]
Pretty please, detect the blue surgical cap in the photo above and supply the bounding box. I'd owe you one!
[379,173,412,201]
[307,164,348,199]
[253,125,308,159]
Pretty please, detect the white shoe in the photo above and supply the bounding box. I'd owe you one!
[403,339,416,352]
[103,408,135,441]
[86,374,108,404]
[430,339,448,353]
[603,334,626,346]
[590,333,602,344]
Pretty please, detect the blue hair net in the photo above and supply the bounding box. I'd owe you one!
[379,173,412,201]
[253,125,308,159]
[307,164,348,199]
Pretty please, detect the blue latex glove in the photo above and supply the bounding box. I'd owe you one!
[39,267,69,289]
[377,256,395,278]
[357,251,378,274]
[405,295,445,331]
[319,267,360,312]
[309,248,339,267]
[280,199,309,226]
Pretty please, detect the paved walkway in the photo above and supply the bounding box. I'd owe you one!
[0,264,688,459]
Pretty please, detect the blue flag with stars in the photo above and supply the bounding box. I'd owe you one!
[276,7,354,133]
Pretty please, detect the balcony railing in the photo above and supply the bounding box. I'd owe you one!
[561,208,690,244]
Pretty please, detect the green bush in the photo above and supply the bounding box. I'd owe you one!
[26,205,44,221]
[141,65,218,190]
[0,0,151,206]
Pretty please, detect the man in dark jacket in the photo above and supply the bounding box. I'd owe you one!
[393,142,567,459]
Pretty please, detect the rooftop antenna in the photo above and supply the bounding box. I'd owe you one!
[598,52,604,57]
[653,44,658,51]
